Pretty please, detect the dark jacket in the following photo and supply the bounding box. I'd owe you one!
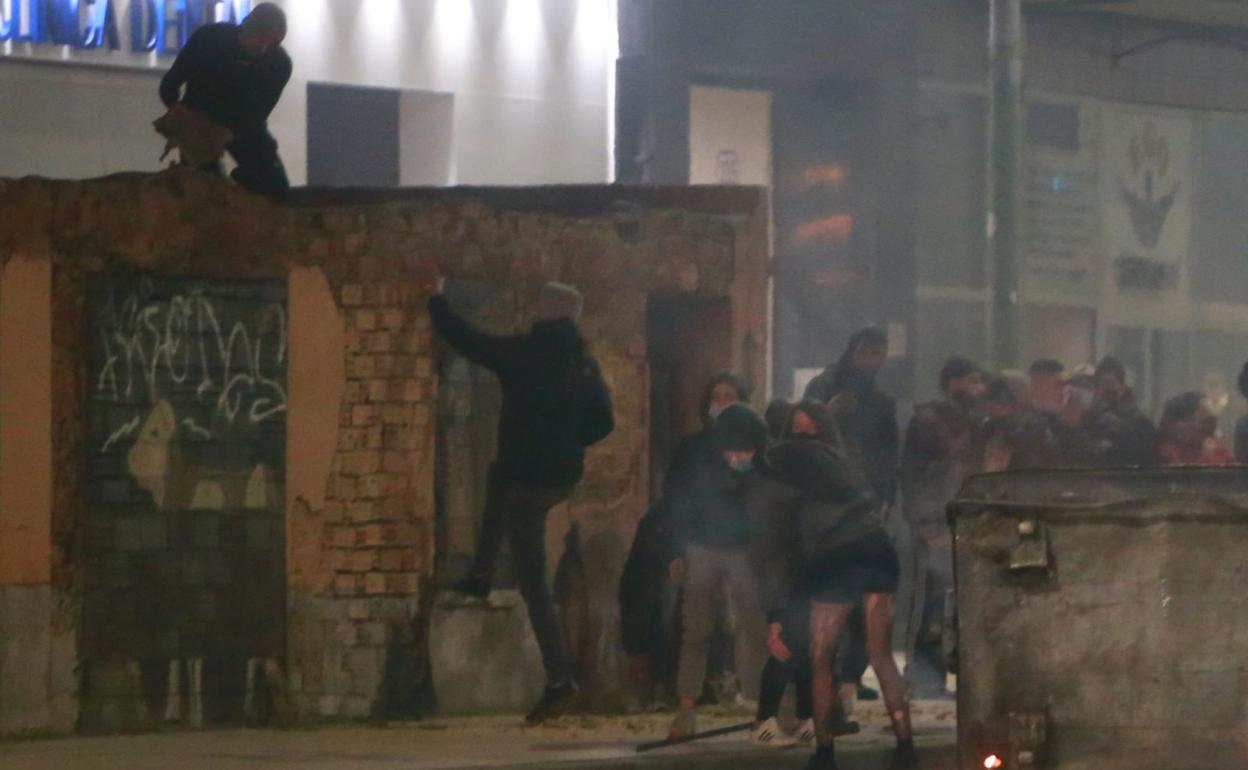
[766,438,879,561]
[669,454,756,556]
[160,23,292,135]
[900,399,985,529]
[1084,399,1158,467]
[804,368,899,502]
[428,295,613,487]
[985,408,1062,470]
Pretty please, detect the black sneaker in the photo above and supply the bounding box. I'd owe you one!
[831,718,860,737]
[525,682,578,723]
[806,746,838,770]
[856,684,880,701]
[447,575,490,600]
[890,739,919,769]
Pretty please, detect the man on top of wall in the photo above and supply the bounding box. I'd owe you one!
[429,276,614,722]
[157,3,292,199]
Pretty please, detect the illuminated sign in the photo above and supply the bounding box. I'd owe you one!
[0,0,252,53]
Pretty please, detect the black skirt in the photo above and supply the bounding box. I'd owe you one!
[803,528,900,603]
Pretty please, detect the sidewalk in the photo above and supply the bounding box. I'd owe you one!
[0,701,956,770]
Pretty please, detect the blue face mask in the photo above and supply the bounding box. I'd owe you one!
[727,456,755,474]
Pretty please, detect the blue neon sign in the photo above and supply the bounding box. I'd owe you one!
[1,0,251,54]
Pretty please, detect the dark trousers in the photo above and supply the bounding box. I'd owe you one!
[227,129,289,200]
[905,526,953,696]
[471,464,574,685]
[756,603,813,722]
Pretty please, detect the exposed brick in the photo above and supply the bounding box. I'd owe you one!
[347,500,376,522]
[367,424,385,449]
[386,572,421,595]
[337,428,368,451]
[340,450,382,476]
[368,332,394,353]
[367,379,389,402]
[416,357,433,378]
[381,404,406,425]
[334,573,361,596]
[341,284,364,306]
[364,572,387,595]
[382,451,407,473]
[351,404,375,427]
[327,549,349,572]
[361,524,385,547]
[329,525,358,549]
[349,550,378,573]
[379,549,404,572]
[410,404,431,427]
[373,355,396,378]
[401,379,424,402]
[355,309,377,331]
[380,309,406,330]
[356,474,386,499]
[346,354,375,380]
[344,329,364,353]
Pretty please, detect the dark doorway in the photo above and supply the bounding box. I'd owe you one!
[646,296,734,501]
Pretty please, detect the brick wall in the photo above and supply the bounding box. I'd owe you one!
[0,171,770,734]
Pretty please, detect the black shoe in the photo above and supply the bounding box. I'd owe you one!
[447,575,490,600]
[695,679,719,706]
[831,719,860,737]
[806,746,838,770]
[525,682,578,723]
[856,684,880,701]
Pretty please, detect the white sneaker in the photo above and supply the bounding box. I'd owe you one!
[751,717,798,748]
[796,718,816,745]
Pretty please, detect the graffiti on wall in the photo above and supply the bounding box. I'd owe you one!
[92,275,287,511]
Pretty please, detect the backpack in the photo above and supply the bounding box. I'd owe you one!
[575,355,615,447]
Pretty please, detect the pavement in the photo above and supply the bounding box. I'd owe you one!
[0,700,957,770]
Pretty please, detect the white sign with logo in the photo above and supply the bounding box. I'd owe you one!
[1100,108,1194,293]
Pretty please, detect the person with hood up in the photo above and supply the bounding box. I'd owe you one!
[1083,356,1157,467]
[430,278,614,723]
[1156,391,1234,466]
[667,404,770,740]
[767,401,913,770]
[804,327,898,708]
[619,373,752,707]
[899,355,985,700]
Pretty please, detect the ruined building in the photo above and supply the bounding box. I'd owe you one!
[0,171,770,735]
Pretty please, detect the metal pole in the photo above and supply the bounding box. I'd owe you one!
[988,0,1025,370]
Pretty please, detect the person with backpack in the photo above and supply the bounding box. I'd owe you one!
[430,277,614,723]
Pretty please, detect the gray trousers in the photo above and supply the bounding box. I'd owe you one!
[676,544,767,701]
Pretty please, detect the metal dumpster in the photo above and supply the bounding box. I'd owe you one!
[949,467,1248,770]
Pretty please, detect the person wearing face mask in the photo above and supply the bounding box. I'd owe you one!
[766,401,912,770]
[157,3,292,199]
[667,404,770,739]
[1156,391,1234,466]
[899,356,986,700]
[619,373,751,707]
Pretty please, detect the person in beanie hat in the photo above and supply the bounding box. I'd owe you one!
[667,404,770,739]
[428,275,614,723]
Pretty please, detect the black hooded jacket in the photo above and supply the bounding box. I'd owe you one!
[429,295,613,487]
[804,359,898,502]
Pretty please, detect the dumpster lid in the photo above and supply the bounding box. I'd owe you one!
[954,466,1248,508]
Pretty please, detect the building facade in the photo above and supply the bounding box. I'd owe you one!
[0,0,619,185]
[619,0,1248,426]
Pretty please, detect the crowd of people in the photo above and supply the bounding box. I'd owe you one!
[427,273,1245,770]
[619,330,1248,770]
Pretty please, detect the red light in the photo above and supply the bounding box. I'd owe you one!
[983,756,1004,769]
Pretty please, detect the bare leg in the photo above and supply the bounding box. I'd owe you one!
[865,593,912,742]
[809,602,853,748]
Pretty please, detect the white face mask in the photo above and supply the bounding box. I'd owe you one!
[727,456,755,474]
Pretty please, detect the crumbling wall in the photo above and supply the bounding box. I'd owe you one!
[0,171,770,734]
